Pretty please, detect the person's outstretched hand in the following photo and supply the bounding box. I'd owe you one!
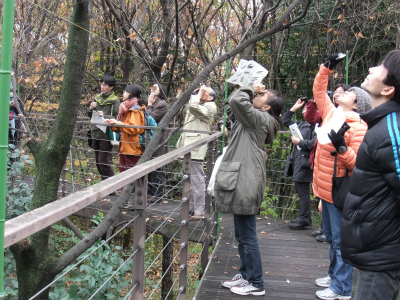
[323,53,346,70]
[328,121,350,153]
[290,99,305,112]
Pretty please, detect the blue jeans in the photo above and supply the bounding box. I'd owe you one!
[355,269,400,300]
[321,200,353,296]
[233,214,264,289]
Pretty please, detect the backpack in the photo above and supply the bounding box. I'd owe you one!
[139,110,157,151]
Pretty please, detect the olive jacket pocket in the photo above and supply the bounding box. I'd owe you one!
[215,162,241,191]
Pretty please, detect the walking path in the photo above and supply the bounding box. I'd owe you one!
[195,213,357,300]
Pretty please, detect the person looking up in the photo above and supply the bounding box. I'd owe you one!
[216,83,284,296]
[341,50,400,300]
[312,54,371,300]
[283,98,317,230]
[176,85,217,220]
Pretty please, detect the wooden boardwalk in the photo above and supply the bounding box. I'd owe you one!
[195,213,357,300]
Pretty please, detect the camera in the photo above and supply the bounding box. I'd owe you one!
[300,97,308,103]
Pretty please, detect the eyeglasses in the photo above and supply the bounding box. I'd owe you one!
[333,91,344,95]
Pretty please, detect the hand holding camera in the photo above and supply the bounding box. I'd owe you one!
[290,98,307,112]
[323,53,346,70]
[253,83,266,94]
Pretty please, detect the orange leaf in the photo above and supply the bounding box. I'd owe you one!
[283,19,287,25]
[327,28,333,32]
[338,14,343,19]
[260,231,267,234]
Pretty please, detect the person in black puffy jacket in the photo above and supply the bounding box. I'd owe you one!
[341,50,400,300]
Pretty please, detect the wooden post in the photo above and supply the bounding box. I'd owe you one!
[131,176,147,300]
[178,153,191,300]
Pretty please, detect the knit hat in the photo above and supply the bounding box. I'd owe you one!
[348,87,371,114]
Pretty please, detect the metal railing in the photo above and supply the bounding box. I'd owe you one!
[5,116,222,299]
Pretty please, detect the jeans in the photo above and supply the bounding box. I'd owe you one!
[294,181,311,225]
[233,214,264,289]
[355,269,400,300]
[321,200,353,296]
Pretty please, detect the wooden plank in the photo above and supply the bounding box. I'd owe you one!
[195,214,357,300]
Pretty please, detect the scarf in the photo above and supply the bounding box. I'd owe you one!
[117,98,138,121]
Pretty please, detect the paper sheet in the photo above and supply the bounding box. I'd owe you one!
[289,123,303,150]
[315,106,346,144]
[91,111,107,133]
[227,59,269,86]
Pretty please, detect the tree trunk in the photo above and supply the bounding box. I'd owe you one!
[10,1,90,299]
[161,235,174,300]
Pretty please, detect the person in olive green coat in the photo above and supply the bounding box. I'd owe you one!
[217,84,283,296]
[88,75,120,180]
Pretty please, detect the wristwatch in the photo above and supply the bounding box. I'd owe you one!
[338,145,347,154]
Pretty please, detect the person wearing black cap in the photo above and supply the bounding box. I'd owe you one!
[88,75,120,181]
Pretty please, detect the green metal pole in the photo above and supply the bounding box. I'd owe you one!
[346,50,349,85]
[220,41,231,153]
[217,42,231,239]
[0,0,16,296]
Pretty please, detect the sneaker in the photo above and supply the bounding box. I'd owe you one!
[312,229,324,237]
[315,275,332,287]
[230,281,265,296]
[316,287,351,300]
[221,273,247,288]
[316,234,327,242]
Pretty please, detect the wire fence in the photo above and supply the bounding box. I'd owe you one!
[5,113,321,299]
[5,116,221,300]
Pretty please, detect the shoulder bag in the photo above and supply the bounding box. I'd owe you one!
[331,152,350,211]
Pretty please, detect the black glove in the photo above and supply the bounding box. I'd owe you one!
[323,53,346,70]
[328,122,350,154]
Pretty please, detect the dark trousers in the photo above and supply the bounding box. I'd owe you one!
[119,154,140,172]
[234,214,264,289]
[295,181,311,225]
[93,139,114,180]
[355,269,400,300]
[148,168,165,198]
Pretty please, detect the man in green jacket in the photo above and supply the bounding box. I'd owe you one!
[88,75,120,180]
[216,84,284,296]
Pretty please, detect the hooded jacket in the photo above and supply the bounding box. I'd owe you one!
[214,86,281,215]
[312,66,368,203]
[111,104,145,156]
[341,100,400,271]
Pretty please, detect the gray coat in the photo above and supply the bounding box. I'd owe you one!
[214,86,281,215]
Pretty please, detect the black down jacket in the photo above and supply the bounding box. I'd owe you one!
[282,110,316,183]
[341,100,400,271]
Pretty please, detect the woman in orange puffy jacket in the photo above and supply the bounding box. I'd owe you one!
[106,84,145,172]
[312,55,371,300]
